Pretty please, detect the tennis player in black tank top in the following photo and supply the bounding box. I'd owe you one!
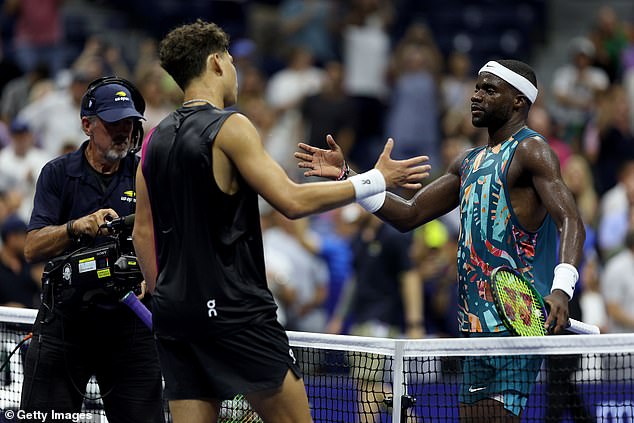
[133,20,430,422]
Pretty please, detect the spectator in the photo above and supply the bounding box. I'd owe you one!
[588,5,629,82]
[136,65,174,134]
[301,61,357,154]
[561,154,598,226]
[601,229,634,333]
[262,209,329,333]
[265,47,324,173]
[592,85,634,195]
[4,0,64,76]
[441,51,476,123]
[295,204,359,326]
[329,213,419,423]
[598,161,634,259]
[528,105,572,168]
[0,62,49,124]
[278,0,337,65]
[384,42,440,167]
[551,36,609,150]
[72,36,132,80]
[598,160,634,226]
[410,220,458,338]
[263,247,296,328]
[341,0,393,169]
[0,214,41,308]
[578,252,608,334]
[0,119,50,223]
[236,64,267,109]
[17,70,94,157]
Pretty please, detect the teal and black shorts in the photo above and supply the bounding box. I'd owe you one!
[459,332,542,416]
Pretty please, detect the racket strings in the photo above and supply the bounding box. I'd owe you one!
[495,272,546,336]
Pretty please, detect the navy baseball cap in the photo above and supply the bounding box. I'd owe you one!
[0,214,27,241]
[81,83,145,122]
[9,118,29,133]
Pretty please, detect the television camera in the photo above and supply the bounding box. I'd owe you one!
[42,214,143,307]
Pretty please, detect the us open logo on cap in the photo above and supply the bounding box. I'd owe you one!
[114,91,131,102]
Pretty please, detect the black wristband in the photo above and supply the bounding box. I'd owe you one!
[66,220,76,240]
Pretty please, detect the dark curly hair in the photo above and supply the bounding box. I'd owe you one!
[159,19,230,91]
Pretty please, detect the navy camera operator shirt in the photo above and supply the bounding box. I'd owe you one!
[29,140,137,250]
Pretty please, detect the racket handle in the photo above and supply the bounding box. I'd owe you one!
[121,291,153,330]
[567,318,600,334]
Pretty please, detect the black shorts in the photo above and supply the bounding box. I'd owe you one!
[156,319,302,401]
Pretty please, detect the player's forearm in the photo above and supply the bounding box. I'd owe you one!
[374,193,422,232]
[24,226,73,263]
[276,180,354,219]
[557,214,586,267]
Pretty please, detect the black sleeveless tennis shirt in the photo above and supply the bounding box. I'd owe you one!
[142,104,278,339]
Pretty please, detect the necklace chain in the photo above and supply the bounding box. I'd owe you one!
[182,98,216,107]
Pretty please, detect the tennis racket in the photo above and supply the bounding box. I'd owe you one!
[490,266,600,336]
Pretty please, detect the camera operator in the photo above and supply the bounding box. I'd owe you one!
[20,77,164,422]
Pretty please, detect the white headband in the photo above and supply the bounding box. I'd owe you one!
[478,61,538,103]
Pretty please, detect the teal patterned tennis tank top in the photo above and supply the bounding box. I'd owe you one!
[457,127,557,333]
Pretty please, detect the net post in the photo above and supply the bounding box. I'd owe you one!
[392,339,405,423]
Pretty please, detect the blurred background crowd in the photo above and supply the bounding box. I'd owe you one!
[0,0,633,340]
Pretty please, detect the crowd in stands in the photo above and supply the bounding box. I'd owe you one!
[0,0,633,338]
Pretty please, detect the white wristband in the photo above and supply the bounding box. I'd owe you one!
[551,263,579,300]
[358,191,386,213]
[348,169,386,200]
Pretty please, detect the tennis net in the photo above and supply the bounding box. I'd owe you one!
[0,306,632,422]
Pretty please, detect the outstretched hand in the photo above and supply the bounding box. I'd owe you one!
[374,138,431,190]
[295,134,344,180]
[295,135,432,190]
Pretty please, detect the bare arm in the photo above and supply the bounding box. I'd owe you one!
[132,164,158,292]
[295,135,460,231]
[376,160,462,232]
[218,114,428,219]
[518,138,585,266]
[24,208,118,263]
[517,138,585,333]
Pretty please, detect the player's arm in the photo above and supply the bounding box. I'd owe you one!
[132,164,158,292]
[217,114,429,219]
[295,135,465,232]
[517,137,585,332]
[377,155,464,232]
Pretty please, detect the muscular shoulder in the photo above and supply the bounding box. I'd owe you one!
[514,136,560,174]
[215,113,261,153]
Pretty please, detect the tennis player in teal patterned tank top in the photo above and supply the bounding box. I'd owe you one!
[457,126,557,334]
[295,59,586,422]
